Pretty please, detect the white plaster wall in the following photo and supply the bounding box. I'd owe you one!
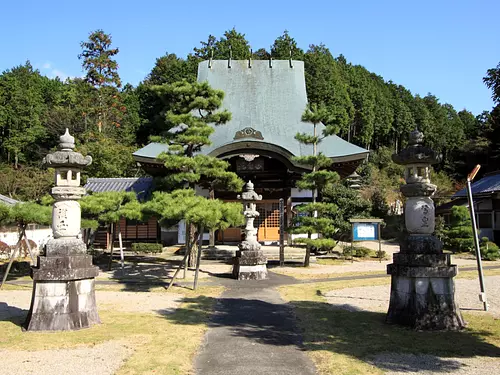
[478,228,494,241]
[195,185,210,197]
[0,227,52,248]
[291,188,312,198]
[176,220,210,244]
[290,201,318,242]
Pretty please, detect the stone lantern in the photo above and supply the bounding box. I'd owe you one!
[386,129,465,330]
[25,129,100,331]
[232,181,268,280]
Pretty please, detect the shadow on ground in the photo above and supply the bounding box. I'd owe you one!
[0,302,27,327]
[160,295,500,373]
[0,260,32,282]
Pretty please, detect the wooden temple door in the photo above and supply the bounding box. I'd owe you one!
[256,201,280,242]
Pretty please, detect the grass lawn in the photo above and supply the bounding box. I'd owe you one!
[0,285,222,375]
[279,277,500,375]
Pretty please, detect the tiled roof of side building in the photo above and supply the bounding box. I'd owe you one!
[0,193,19,206]
[84,177,154,200]
[454,171,500,197]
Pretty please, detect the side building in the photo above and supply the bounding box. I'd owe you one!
[83,177,167,248]
[437,170,500,244]
[133,59,369,244]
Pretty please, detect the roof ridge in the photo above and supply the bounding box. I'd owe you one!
[87,177,152,181]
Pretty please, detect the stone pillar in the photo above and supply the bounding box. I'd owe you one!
[232,181,268,280]
[24,129,100,331]
[386,129,465,330]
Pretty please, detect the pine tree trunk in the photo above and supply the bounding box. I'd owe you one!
[188,223,198,268]
[304,245,311,267]
[209,188,215,247]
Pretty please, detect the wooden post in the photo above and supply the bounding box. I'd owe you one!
[279,198,285,267]
[183,229,190,279]
[108,222,114,271]
[118,222,125,276]
[166,250,190,291]
[0,230,24,289]
[23,231,36,265]
[193,225,204,290]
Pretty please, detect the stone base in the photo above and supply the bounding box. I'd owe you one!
[24,278,100,331]
[386,274,465,330]
[233,264,268,280]
[24,254,100,331]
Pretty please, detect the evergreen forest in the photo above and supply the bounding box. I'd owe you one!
[1,28,499,210]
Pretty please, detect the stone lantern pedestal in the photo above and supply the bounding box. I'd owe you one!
[386,130,465,330]
[232,181,268,280]
[24,129,100,331]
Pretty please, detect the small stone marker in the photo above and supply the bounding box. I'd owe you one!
[386,129,465,330]
[24,129,100,331]
[232,181,268,280]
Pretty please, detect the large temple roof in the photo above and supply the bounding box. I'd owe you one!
[134,59,368,168]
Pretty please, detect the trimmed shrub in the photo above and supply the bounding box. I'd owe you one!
[294,238,337,254]
[480,237,500,261]
[353,246,372,258]
[132,243,163,253]
[443,206,474,253]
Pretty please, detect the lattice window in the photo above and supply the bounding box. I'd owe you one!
[255,204,266,227]
[267,203,280,228]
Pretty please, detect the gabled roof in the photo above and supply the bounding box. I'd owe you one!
[84,177,154,201]
[0,194,19,206]
[454,171,500,197]
[133,60,368,168]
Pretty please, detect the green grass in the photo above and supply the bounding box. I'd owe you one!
[279,279,500,375]
[0,286,222,374]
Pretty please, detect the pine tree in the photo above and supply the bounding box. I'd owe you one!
[149,80,243,265]
[80,191,143,270]
[79,29,124,134]
[289,104,340,266]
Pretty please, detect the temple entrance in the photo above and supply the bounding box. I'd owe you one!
[255,201,280,242]
[217,200,282,243]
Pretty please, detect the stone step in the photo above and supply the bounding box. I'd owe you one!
[201,247,306,261]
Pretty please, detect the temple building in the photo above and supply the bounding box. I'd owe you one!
[133,59,368,244]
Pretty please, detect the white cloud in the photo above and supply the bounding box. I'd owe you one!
[42,62,52,69]
[50,69,69,81]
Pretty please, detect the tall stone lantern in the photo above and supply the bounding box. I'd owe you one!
[232,181,268,280]
[25,129,100,331]
[386,129,465,330]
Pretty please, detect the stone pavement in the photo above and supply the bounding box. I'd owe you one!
[194,272,317,375]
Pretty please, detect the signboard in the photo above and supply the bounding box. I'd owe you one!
[352,222,379,241]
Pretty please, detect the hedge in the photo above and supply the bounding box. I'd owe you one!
[131,243,163,253]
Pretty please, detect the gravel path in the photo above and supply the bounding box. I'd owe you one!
[323,276,500,374]
[0,289,183,319]
[324,275,500,316]
[0,289,183,375]
[0,341,134,375]
[370,353,500,375]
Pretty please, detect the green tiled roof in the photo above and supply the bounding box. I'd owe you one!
[133,60,368,165]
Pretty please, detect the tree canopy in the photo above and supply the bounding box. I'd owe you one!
[0,27,497,210]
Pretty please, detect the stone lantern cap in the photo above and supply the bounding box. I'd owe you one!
[43,129,92,168]
[237,180,262,201]
[392,129,441,166]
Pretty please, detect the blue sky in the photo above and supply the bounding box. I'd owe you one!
[1,0,498,115]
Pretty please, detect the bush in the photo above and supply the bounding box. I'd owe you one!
[132,243,163,253]
[353,246,372,258]
[443,206,474,253]
[480,238,500,261]
[341,245,372,258]
[294,238,336,254]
